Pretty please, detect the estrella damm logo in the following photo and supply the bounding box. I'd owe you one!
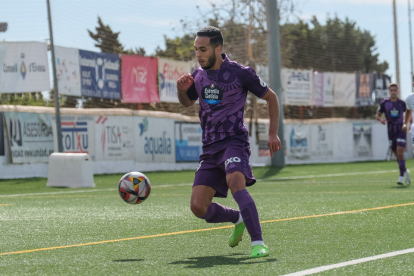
[202,83,223,104]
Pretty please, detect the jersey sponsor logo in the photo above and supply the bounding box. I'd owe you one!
[259,77,267,87]
[390,108,399,117]
[201,83,223,104]
[196,160,204,172]
[225,156,241,170]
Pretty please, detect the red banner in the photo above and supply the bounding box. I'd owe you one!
[121,56,159,103]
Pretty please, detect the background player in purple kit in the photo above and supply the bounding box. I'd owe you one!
[176,26,281,258]
[376,83,410,186]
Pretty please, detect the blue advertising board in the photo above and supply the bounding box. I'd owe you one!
[175,122,202,162]
[79,50,121,99]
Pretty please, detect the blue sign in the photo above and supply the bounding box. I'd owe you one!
[175,122,202,162]
[79,50,120,99]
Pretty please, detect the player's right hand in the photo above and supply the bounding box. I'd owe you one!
[402,124,407,133]
[380,118,387,125]
[177,73,194,92]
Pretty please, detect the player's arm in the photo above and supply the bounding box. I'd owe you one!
[177,73,196,107]
[375,110,386,125]
[261,89,281,157]
[403,98,412,133]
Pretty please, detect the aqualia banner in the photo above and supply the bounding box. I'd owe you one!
[158,58,190,103]
[175,122,202,162]
[94,115,134,161]
[121,55,159,103]
[55,46,81,97]
[4,112,54,163]
[52,115,96,161]
[0,42,50,93]
[134,116,175,163]
[281,69,313,106]
[79,50,121,99]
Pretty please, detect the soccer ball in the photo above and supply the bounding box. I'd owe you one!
[118,172,151,204]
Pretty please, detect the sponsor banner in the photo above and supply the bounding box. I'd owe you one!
[373,74,391,104]
[121,55,159,103]
[79,50,121,99]
[285,124,310,160]
[0,42,50,93]
[257,123,271,156]
[355,74,375,107]
[323,72,334,107]
[4,112,54,163]
[95,115,134,160]
[0,113,4,156]
[134,116,175,162]
[333,73,356,107]
[158,58,190,103]
[309,124,333,159]
[175,122,202,162]
[312,72,324,106]
[52,115,96,161]
[353,123,372,158]
[55,46,81,97]
[281,68,312,106]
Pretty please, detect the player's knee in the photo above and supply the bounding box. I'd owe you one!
[226,172,246,194]
[190,201,208,218]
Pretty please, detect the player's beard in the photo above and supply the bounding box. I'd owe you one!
[201,51,217,70]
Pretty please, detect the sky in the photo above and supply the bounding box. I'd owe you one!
[0,0,413,99]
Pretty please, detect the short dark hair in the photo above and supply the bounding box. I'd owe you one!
[389,83,398,89]
[196,26,223,48]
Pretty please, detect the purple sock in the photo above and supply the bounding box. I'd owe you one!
[233,189,263,242]
[398,159,406,177]
[201,202,240,224]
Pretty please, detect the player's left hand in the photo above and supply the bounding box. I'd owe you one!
[402,124,407,133]
[267,134,281,157]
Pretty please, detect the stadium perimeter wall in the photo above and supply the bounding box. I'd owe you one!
[0,105,395,179]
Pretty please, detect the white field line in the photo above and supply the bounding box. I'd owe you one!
[281,247,414,276]
[0,168,401,198]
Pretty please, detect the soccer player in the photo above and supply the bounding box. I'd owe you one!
[176,26,281,258]
[376,83,410,185]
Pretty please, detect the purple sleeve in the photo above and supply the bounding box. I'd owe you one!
[186,69,199,101]
[238,67,269,98]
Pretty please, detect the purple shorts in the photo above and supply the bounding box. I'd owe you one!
[388,130,406,151]
[193,144,256,198]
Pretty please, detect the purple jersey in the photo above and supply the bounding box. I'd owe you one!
[378,98,406,125]
[187,53,269,153]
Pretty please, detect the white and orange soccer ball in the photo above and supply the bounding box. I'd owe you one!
[118,172,151,204]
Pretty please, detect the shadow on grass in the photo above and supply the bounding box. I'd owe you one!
[390,186,409,189]
[113,259,143,262]
[169,253,277,268]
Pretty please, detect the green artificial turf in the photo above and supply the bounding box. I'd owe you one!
[1,160,413,275]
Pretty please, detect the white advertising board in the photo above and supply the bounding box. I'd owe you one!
[55,46,81,96]
[134,116,175,163]
[52,115,96,161]
[4,112,54,163]
[94,115,134,161]
[0,42,50,93]
[158,58,190,103]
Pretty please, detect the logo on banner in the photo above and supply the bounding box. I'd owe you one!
[61,122,89,153]
[318,125,326,142]
[131,66,147,84]
[96,116,122,155]
[202,83,223,104]
[287,71,310,84]
[20,61,26,80]
[8,118,22,147]
[139,118,148,136]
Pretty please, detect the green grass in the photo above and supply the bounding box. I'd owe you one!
[1,160,414,275]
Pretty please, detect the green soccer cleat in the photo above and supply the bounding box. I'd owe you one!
[250,244,269,258]
[229,222,245,247]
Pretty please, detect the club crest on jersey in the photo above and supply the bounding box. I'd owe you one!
[202,83,223,104]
